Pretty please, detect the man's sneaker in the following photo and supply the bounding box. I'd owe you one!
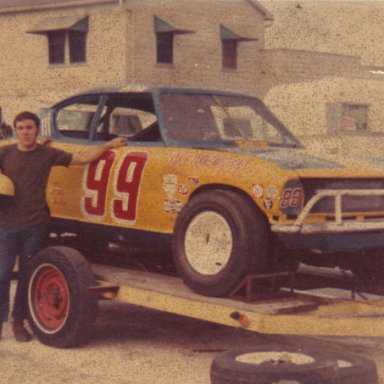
[12,320,32,342]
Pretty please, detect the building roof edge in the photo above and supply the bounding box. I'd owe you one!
[0,0,118,15]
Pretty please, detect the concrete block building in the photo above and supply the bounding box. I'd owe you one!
[0,0,381,145]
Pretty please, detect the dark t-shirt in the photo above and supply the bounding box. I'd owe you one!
[0,143,72,226]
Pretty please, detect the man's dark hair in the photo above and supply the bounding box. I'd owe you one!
[13,111,40,129]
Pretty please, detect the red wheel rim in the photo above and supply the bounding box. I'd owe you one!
[31,265,69,331]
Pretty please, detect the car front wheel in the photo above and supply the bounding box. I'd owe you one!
[172,189,269,297]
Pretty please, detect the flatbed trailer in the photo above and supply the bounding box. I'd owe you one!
[91,263,384,338]
[25,245,384,383]
[24,243,384,347]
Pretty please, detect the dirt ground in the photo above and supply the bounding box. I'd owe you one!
[2,280,384,384]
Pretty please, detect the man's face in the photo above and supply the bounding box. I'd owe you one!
[15,119,39,149]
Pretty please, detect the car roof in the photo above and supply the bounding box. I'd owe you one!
[69,84,258,100]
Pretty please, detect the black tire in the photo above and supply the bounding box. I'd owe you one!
[350,247,384,286]
[210,345,339,384]
[172,189,269,297]
[210,346,378,384]
[26,246,98,348]
[335,352,378,384]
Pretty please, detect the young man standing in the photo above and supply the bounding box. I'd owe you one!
[0,111,127,342]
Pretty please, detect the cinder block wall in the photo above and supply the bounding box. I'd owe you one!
[0,2,128,121]
[264,76,384,155]
[128,0,266,95]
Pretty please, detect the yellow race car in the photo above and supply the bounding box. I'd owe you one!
[27,86,384,296]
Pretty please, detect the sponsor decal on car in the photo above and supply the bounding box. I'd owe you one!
[187,176,199,186]
[263,198,273,209]
[164,199,183,213]
[163,174,178,198]
[251,184,263,198]
[266,185,278,199]
[170,152,250,171]
[178,184,188,195]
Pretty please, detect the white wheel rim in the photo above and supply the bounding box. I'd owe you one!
[184,211,233,275]
[235,351,315,365]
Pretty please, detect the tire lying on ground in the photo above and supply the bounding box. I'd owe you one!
[210,345,378,384]
[26,246,98,348]
[210,345,339,384]
[334,352,378,384]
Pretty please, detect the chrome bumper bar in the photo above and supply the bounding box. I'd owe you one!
[271,189,384,234]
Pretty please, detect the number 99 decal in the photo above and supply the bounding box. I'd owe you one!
[82,151,148,223]
[280,181,304,214]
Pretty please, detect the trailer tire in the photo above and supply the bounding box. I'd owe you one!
[210,346,339,384]
[26,246,98,348]
[210,346,378,384]
[172,189,269,297]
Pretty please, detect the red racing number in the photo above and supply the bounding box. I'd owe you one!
[82,151,148,222]
[112,152,148,222]
[280,187,303,209]
[83,151,116,217]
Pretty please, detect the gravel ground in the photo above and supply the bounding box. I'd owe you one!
[2,281,384,384]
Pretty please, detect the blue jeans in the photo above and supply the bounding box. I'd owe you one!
[0,224,49,323]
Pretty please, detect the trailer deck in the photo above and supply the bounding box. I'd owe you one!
[90,263,384,337]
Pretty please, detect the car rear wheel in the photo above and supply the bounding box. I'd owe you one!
[27,246,98,348]
[172,189,269,297]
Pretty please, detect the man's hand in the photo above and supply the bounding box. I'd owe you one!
[103,136,128,150]
[71,136,128,165]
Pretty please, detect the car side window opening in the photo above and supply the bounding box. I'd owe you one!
[160,93,298,147]
[54,93,161,142]
[95,94,161,142]
[55,97,102,139]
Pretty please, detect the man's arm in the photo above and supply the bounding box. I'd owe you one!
[70,137,127,165]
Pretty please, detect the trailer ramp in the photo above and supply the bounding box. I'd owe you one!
[91,263,384,337]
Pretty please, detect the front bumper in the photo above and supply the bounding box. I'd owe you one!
[272,189,384,235]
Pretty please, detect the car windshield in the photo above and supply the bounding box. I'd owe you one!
[159,92,299,148]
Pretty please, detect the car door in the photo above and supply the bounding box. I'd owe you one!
[46,91,172,235]
[46,93,108,224]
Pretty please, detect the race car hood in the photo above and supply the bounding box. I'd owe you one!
[224,147,343,170]
[219,146,384,178]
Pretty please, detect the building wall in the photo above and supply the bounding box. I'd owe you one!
[264,76,384,156]
[128,0,266,94]
[0,0,272,122]
[0,0,381,141]
[0,2,128,121]
[260,49,363,85]
[260,0,384,68]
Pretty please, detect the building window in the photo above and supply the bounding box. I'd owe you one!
[341,104,368,131]
[220,25,257,71]
[48,31,65,64]
[222,39,238,70]
[154,16,193,65]
[28,16,88,65]
[156,32,173,64]
[326,102,369,133]
[69,30,87,63]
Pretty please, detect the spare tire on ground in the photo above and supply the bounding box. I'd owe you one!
[210,344,378,384]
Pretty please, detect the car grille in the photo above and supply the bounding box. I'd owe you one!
[301,178,384,213]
